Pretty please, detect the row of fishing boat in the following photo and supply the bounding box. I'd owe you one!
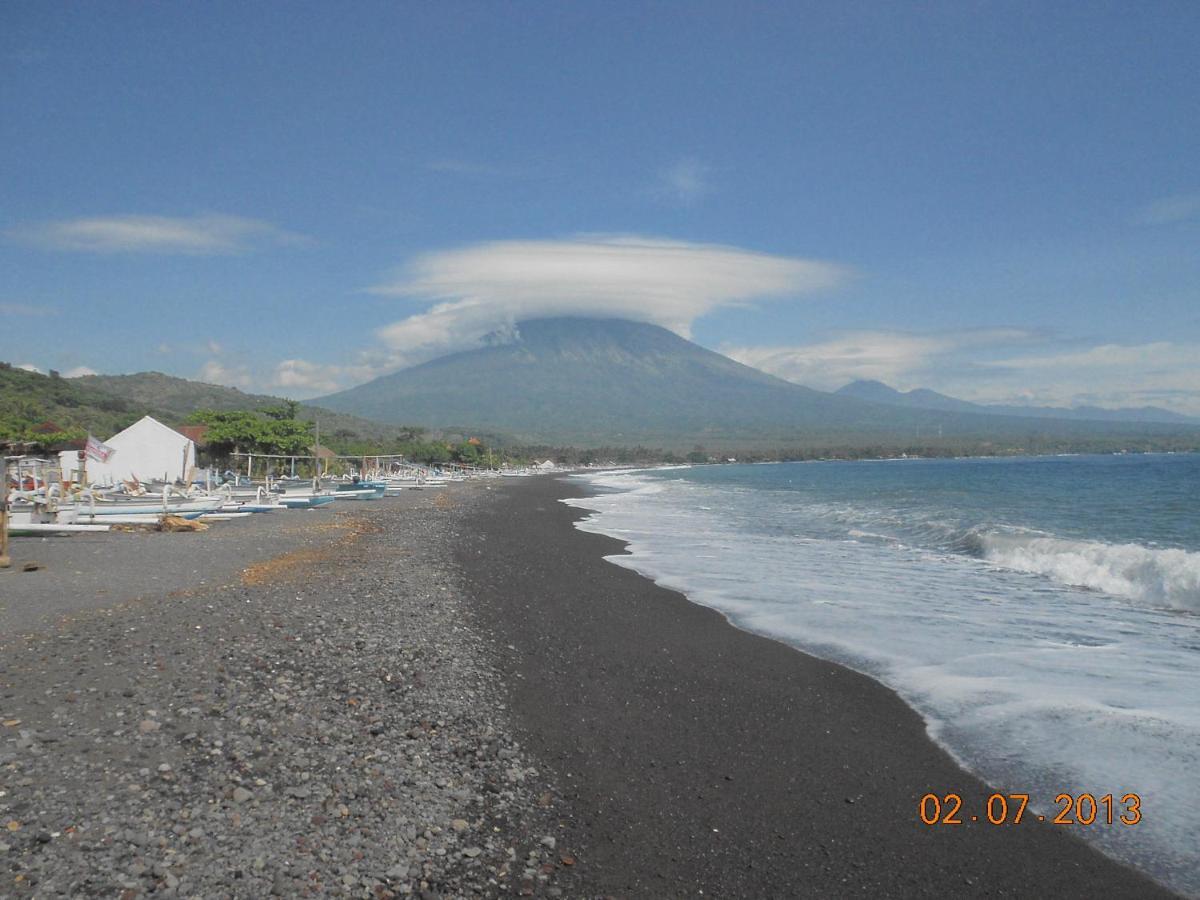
[3,460,481,536]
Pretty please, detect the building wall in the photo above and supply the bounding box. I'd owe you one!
[84,416,196,485]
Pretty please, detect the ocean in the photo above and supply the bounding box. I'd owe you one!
[566,453,1200,895]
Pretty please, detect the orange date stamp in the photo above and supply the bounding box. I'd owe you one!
[919,792,1141,826]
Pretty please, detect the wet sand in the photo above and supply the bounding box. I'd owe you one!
[457,476,1176,898]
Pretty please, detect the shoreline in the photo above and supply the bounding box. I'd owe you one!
[0,479,1182,897]
[460,476,1177,897]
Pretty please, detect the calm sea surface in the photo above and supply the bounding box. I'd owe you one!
[567,454,1200,895]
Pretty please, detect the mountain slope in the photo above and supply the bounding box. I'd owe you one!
[315,318,1200,447]
[323,317,872,444]
[836,380,1199,425]
[70,372,401,440]
[0,363,144,439]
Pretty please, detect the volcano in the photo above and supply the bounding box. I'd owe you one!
[315,317,1193,447]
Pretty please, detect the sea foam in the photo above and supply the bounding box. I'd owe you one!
[567,462,1200,895]
[977,532,1200,612]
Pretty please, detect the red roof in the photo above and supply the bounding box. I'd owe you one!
[176,424,209,444]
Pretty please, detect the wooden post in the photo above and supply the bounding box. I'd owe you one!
[1,456,11,568]
[313,420,321,479]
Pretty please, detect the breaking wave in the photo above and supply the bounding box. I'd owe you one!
[964,530,1200,613]
[570,457,1200,895]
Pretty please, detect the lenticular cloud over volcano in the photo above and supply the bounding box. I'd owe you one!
[368,236,848,364]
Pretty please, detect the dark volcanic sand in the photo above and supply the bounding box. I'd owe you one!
[0,490,573,898]
[0,507,339,634]
[458,476,1176,898]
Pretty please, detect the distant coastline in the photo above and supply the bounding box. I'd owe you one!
[6,359,1199,469]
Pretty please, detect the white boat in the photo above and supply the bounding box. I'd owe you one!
[220,501,286,513]
[7,499,80,527]
[7,522,110,536]
[278,494,336,509]
[75,513,197,526]
[82,493,224,516]
[333,483,386,500]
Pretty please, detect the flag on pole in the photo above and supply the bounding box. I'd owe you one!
[85,433,115,462]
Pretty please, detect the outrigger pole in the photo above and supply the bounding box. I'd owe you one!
[1,456,10,569]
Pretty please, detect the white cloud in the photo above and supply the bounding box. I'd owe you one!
[11,214,306,254]
[657,158,711,204]
[199,359,252,390]
[1135,192,1200,226]
[192,349,392,400]
[0,302,56,316]
[271,351,403,397]
[984,342,1183,371]
[728,331,1200,416]
[369,235,848,366]
[725,329,1034,391]
[976,342,1200,414]
[16,363,42,373]
[206,339,223,355]
[273,359,340,394]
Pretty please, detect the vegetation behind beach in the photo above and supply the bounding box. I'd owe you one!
[4,360,1199,466]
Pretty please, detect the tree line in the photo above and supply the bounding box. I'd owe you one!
[186,405,500,468]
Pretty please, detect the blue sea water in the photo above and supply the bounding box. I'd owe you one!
[566,454,1200,895]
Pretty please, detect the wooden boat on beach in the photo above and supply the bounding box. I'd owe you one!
[7,522,111,536]
[82,496,224,516]
[278,494,337,509]
[334,482,387,500]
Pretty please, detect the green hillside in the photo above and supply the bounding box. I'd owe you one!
[0,363,143,444]
[72,372,403,442]
[0,365,403,450]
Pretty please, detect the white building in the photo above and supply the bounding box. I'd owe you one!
[82,415,197,486]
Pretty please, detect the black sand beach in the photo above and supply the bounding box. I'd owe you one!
[458,476,1176,898]
[0,508,350,635]
[0,490,571,897]
[0,479,1179,898]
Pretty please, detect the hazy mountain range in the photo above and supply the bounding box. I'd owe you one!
[314,317,1200,448]
[10,316,1192,452]
[835,380,1200,426]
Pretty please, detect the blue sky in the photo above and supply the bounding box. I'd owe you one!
[3,2,1198,412]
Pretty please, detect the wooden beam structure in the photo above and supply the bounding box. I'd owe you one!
[0,458,11,568]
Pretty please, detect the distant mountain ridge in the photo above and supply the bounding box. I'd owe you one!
[7,323,1198,453]
[70,372,402,440]
[836,380,1199,425]
[318,317,879,445]
[315,317,1200,448]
